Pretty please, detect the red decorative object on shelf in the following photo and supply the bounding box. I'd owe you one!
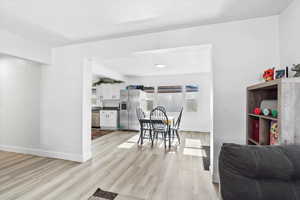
[252,119,259,143]
[263,68,275,82]
[254,108,262,115]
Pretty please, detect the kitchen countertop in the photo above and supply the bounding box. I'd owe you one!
[92,106,119,111]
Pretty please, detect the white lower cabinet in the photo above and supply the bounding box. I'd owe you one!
[100,110,118,129]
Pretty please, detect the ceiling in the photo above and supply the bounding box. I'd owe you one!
[96,45,212,76]
[0,0,293,46]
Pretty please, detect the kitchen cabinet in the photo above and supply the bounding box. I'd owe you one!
[96,85,104,99]
[102,85,112,100]
[92,111,100,127]
[111,85,120,99]
[97,84,121,100]
[100,110,118,129]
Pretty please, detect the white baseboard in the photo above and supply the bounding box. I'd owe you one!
[181,129,210,133]
[0,144,86,162]
[82,150,92,162]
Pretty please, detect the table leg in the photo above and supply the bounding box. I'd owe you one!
[141,126,144,145]
[138,127,141,144]
[168,125,171,148]
[138,122,143,145]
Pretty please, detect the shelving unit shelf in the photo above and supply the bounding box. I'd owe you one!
[248,138,259,145]
[246,78,300,146]
[248,113,278,121]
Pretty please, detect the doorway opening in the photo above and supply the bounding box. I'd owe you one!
[83,44,214,179]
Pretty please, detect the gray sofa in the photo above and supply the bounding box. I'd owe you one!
[219,143,300,200]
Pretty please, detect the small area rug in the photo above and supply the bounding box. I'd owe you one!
[88,188,118,200]
[92,129,114,140]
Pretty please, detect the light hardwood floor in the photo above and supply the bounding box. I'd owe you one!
[0,131,219,200]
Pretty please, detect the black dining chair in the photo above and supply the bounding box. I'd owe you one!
[151,106,167,121]
[150,107,170,148]
[171,108,183,144]
[136,107,152,145]
[156,106,166,113]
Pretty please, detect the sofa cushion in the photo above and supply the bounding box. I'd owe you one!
[219,143,300,200]
[258,179,297,200]
[220,143,294,180]
[279,145,300,179]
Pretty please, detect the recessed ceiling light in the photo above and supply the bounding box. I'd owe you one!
[155,64,166,68]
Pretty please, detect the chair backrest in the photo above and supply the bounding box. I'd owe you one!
[150,107,168,131]
[136,107,145,121]
[152,106,166,118]
[174,107,183,129]
[156,106,166,113]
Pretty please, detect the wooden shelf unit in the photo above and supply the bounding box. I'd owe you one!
[246,78,300,146]
[247,80,280,145]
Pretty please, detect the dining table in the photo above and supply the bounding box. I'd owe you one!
[139,116,175,148]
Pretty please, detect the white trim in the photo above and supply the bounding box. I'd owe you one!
[82,150,92,162]
[0,145,86,162]
[181,129,210,132]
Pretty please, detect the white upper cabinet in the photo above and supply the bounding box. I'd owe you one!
[103,84,112,100]
[111,85,120,99]
[97,84,121,100]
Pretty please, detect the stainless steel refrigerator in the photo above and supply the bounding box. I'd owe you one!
[120,89,147,130]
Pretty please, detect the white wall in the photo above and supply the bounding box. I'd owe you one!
[0,55,41,150]
[38,44,126,162]
[0,30,52,64]
[126,73,212,132]
[279,0,300,65]
[0,47,92,162]
[82,58,92,160]
[208,16,279,181]
[40,46,91,162]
